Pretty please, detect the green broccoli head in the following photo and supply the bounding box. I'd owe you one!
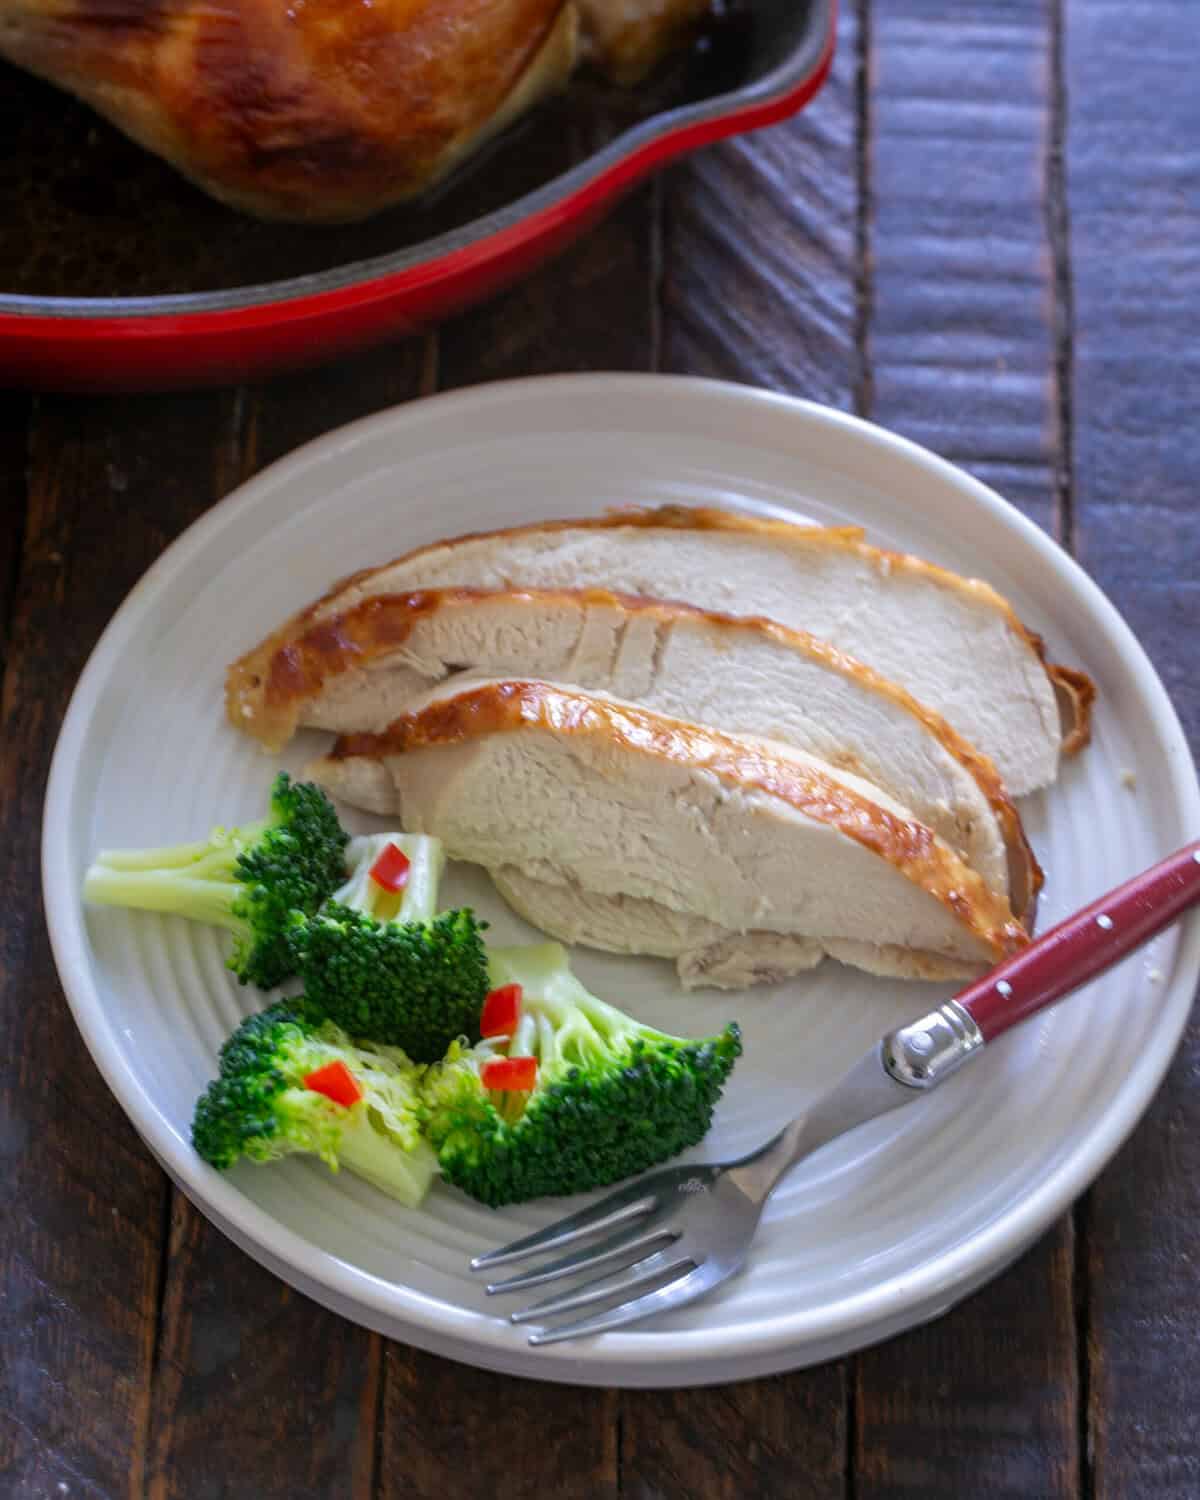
[83,772,349,990]
[421,943,742,1207]
[292,833,490,1062]
[192,998,437,1208]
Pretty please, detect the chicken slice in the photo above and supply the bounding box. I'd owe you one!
[231,506,1093,794]
[307,678,1029,984]
[227,585,1037,915]
[491,867,981,989]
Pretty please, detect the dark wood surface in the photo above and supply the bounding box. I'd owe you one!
[2,2,1197,1495]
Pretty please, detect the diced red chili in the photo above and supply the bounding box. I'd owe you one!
[369,842,410,893]
[480,984,522,1038]
[303,1059,364,1108]
[481,1056,538,1092]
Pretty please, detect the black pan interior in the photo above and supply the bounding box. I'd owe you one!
[0,1,815,300]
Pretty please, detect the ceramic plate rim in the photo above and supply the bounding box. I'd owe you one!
[41,373,1200,1383]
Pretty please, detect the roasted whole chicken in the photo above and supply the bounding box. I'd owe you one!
[0,0,710,221]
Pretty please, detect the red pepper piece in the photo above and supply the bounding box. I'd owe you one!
[481,1056,538,1092]
[369,841,410,893]
[303,1059,364,1108]
[480,983,522,1038]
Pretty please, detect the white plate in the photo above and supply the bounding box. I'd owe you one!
[43,374,1200,1387]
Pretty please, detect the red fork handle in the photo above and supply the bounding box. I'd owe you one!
[957,839,1200,1043]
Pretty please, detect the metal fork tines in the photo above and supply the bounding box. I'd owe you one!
[471,1164,758,1345]
[470,1180,661,1273]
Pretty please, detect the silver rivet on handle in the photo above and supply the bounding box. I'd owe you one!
[883,1000,985,1089]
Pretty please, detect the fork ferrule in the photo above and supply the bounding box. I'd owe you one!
[882,1000,984,1089]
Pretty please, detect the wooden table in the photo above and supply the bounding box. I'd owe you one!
[3,2,1197,1495]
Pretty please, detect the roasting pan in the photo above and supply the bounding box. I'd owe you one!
[0,0,834,390]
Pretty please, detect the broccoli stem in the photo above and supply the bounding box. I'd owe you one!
[488,942,665,1057]
[496,1009,540,1124]
[333,1110,439,1208]
[82,865,246,932]
[487,940,578,1001]
[82,822,276,929]
[398,839,442,924]
[333,833,445,924]
[84,774,350,992]
[508,1011,538,1058]
[89,823,268,873]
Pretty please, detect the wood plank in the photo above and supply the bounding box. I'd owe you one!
[623,14,863,1499]
[146,1195,381,1500]
[852,4,1080,1493]
[379,1350,618,1500]
[142,356,435,1499]
[1066,4,1200,1496]
[0,392,226,1498]
[622,1373,846,1500]
[241,338,433,477]
[853,1227,1079,1497]
[866,0,1061,534]
[659,27,860,405]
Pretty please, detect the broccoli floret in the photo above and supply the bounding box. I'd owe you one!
[192,999,437,1207]
[83,773,348,990]
[291,832,489,1062]
[421,942,742,1207]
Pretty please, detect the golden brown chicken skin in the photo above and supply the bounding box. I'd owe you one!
[0,0,578,220]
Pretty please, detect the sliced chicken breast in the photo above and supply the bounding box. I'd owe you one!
[491,867,982,988]
[307,679,1029,984]
[229,506,1093,795]
[228,585,1037,914]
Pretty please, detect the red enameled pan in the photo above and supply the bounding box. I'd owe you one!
[0,0,835,391]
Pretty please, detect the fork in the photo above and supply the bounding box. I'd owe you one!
[471,839,1200,1344]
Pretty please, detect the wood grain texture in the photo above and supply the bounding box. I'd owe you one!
[0,393,226,1499]
[1066,4,1200,1497]
[146,1195,379,1500]
[854,1227,1079,1498]
[852,4,1080,1493]
[242,338,433,477]
[866,0,1060,533]
[622,1374,846,1500]
[659,8,860,405]
[379,1348,618,1500]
